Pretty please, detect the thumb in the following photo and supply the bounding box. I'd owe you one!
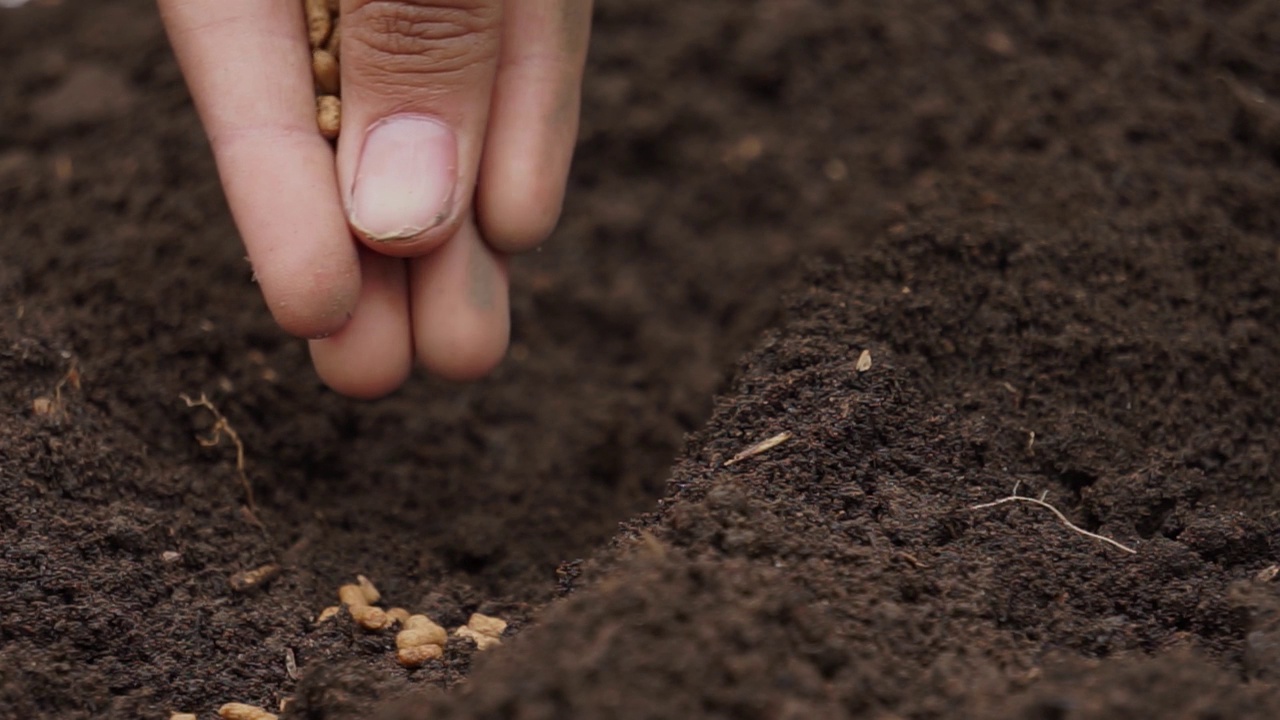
[336,0,500,254]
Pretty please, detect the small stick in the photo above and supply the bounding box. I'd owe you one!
[970,485,1136,555]
[724,431,793,467]
[180,393,259,520]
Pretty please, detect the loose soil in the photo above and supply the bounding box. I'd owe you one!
[3,0,1280,718]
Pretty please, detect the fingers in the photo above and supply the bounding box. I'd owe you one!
[308,250,413,398]
[336,0,502,254]
[158,0,360,338]
[409,217,509,380]
[479,0,592,253]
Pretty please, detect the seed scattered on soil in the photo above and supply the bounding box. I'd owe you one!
[724,431,793,467]
[171,714,197,720]
[351,604,390,631]
[395,614,449,667]
[856,349,873,372]
[315,606,340,624]
[334,577,391,629]
[456,626,502,651]
[454,613,508,651]
[356,574,381,604]
[337,583,365,608]
[396,642,444,668]
[285,647,299,681]
[31,395,57,417]
[466,613,508,639]
[218,702,278,720]
[397,623,448,650]
[387,607,411,625]
[229,563,281,593]
[1257,565,1279,582]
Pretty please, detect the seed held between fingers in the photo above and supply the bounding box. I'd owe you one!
[303,0,331,48]
[312,49,340,95]
[317,95,341,140]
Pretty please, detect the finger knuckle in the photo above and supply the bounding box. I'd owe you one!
[349,1,498,78]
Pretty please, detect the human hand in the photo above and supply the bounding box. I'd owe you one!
[158,1,592,398]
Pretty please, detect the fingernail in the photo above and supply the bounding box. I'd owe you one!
[349,114,457,241]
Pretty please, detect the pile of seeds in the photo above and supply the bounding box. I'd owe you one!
[317,575,509,667]
[304,0,341,139]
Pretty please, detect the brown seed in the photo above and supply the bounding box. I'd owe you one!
[31,396,57,417]
[326,22,341,61]
[466,613,508,639]
[397,625,447,650]
[317,95,341,140]
[455,625,502,651]
[337,583,365,607]
[387,607,411,625]
[351,605,390,631]
[218,703,278,720]
[396,643,444,668]
[312,49,339,95]
[304,0,331,48]
[855,349,873,372]
[356,574,380,604]
[171,714,198,720]
[315,605,340,624]
[229,563,281,593]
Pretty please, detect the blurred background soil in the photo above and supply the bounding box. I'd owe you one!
[2,0,1280,718]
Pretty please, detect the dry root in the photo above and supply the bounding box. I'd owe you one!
[970,482,1137,555]
[180,393,259,522]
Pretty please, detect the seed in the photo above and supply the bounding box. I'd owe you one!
[387,607,411,625]
[312,49,340,95]
[337,583,365,607]
[171,714,197,720]
[396,643,444,668]
[326,21,341,60]
[229,563,281,593]
[397,625,447,650]
[856,349,873,372]
[455,625,502,651]
[218,703,278,720]
[466,613,508,639]
[356,574,381,604]
[350,605,390,631]
[315,605,340,624]
[304,0,331,48]
[316,95,340,140]
[31,396,57,416]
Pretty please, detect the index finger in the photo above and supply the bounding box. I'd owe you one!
[158,0,360,338]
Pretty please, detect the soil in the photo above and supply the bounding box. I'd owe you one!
[3,0,1280,718]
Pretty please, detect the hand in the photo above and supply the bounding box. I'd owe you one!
[158,1,592,397]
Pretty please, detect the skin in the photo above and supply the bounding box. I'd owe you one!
[156,0,593,398]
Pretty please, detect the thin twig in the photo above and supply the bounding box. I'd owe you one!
[180,393,259,523]
[970,486,1136,555]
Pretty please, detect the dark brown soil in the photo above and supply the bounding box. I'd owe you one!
[3,0,1280,718]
